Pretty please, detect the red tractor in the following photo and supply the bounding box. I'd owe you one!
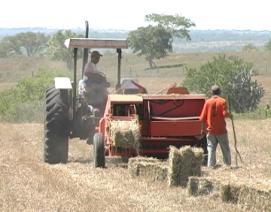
[43,22,207,167]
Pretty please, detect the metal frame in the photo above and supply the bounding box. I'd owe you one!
[65,37,128,122]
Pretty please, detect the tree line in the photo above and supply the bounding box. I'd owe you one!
[0,30,81,69]
[0,13,267,114]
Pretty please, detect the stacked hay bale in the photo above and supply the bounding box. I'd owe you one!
[109,120,140,150]
[128,157,168,181]
[168,146,203,187]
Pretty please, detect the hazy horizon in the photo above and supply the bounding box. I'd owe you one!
[1,0,271,31]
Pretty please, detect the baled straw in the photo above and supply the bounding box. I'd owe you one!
[109,120,140,150]
[168,146,204,187]
[128,157,168,181]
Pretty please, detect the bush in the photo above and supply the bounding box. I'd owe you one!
[242,43,257,51]
[183,55,264,113]
[265,39,271,51]
[0,68,70,122]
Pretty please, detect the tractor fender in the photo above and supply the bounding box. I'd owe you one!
[54,77,72,90]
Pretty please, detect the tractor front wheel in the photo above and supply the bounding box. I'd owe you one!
[93,133,105,168]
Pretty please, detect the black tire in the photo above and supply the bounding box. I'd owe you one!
[44,87,69,164]
[93,133,105,168]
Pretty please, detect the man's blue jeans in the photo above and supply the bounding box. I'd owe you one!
[207,133,231,167]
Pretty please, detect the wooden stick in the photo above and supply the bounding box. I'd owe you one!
[228,98,243,165]
[230,116,244,165]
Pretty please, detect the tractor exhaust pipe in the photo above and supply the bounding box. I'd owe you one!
[82,21,89,77]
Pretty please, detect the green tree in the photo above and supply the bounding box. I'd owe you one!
[183,55,264,113]
[128,25,172,68]
[145,13,195,40]
[128,14,194,69]
[47,30,82,69]
[0,32,49,57]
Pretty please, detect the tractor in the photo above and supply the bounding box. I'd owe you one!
[43,23,207,166]
[43,22,129,164]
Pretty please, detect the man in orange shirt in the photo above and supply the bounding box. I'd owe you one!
[200,85,232,168]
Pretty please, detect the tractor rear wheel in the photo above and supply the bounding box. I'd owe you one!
[44,87,69,164]
[93,133,105,168]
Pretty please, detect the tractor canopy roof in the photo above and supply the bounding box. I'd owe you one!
[65,38,128,49]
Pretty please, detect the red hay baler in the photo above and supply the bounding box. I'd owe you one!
[93,93,207,167]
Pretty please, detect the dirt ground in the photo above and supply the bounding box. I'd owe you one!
[0,122,270,211]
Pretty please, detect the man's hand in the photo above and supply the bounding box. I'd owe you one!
[228,113,233,119]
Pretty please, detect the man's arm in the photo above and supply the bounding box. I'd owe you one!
[222,100,232,119]
[200,102,207,134]
[200,102,207,121]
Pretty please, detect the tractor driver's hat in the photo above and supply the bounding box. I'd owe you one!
[91,50,103,57]
[211,85,221,95]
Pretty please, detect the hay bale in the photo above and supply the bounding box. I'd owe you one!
[109,120,140,150]
[168,146,182,186]
[128,156,160,177]
[128,157,168,181]
[221,183,271,210]
[221,184,240,203]
[238,186,271,211]
[191,147,203,176]
[187,175,271,211]
[187,176,214,196]
[168,146,203,187]
[105,156,128,168]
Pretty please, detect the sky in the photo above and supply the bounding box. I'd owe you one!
[1,0,271,30]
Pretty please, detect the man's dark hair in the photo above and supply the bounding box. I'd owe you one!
[211,85,221,95]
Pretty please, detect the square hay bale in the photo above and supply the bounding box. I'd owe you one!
[187,174,271,211]
[168,146,182,187]
[105,156,128,168]
[191,147,203,176]
[109,120,140,150]
[128,157,168,181]
[221,184,240,203]
[221,183,271,211]
[238,186,271,211]
[168,146,204,187]
[187,176,214,196]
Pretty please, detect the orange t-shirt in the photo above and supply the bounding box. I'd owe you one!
[200,96,230,135]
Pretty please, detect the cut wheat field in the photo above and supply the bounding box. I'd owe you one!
[1,51,271,211]
[0,120,270,211]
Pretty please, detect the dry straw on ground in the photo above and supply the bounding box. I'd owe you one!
[109,120,140,150]
[168,146,203,187]
[128,157,168,181]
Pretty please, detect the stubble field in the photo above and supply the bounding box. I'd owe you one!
[0,120,270,211]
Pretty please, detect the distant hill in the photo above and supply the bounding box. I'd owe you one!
[1,27,271,52]
[175,30,271,52]
[0,27,128,38]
